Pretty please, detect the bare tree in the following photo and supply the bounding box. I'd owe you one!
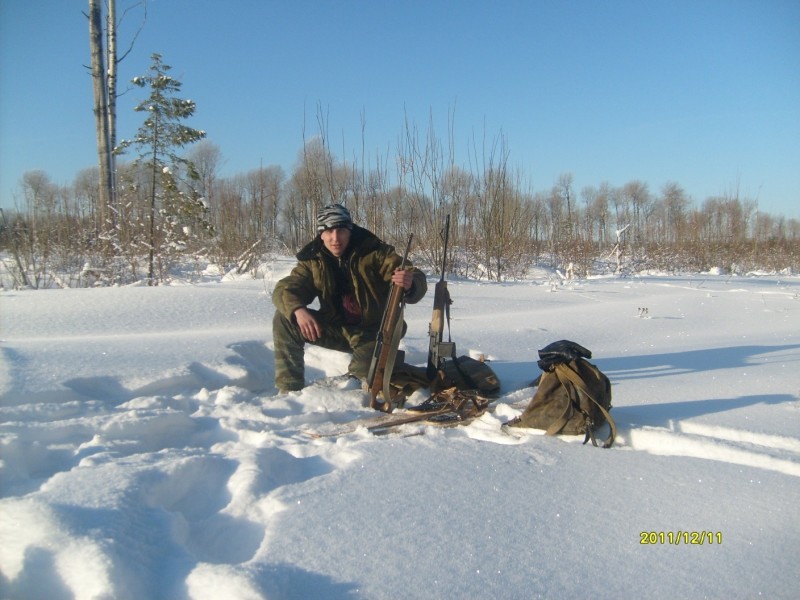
[660,182,689,244]
[87,0,113,233]
[592,182,613,248]
[556,172,575,238]
[187,140,223,208]
[86,0,146,255]
[397,109,454,272]
[287,138,335,244]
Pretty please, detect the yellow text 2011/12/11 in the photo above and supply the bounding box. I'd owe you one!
[639,531,723,545]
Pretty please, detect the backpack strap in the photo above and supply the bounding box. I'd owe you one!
[445,291,455,357]
[542,379,576,437]
[553,363,617,448]
[544,376,596,443]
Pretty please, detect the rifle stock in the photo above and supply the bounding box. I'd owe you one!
[366,234,413,412]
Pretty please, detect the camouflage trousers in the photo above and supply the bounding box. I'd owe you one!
[272,310,429,395]
[272,309,378,392]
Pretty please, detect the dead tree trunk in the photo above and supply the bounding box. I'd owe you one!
[88,0,114,244]
[106,0,118,211]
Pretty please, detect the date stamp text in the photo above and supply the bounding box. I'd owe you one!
[640,531,723,545]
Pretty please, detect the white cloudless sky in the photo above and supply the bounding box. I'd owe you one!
[1,0,798,218]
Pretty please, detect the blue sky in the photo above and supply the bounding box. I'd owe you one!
[1,0,799,218]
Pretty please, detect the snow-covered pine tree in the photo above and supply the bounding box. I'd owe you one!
[119,53,209,285]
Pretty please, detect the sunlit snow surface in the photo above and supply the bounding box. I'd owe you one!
[1,260,798,599]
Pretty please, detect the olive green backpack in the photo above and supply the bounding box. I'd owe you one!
[506,340,616,448]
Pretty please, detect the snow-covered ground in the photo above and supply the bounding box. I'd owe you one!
[1,258,799,599]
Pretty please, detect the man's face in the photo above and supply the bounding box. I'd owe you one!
[320,227,351,257]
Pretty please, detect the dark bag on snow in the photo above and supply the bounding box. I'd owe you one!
[507,340,616,448]
[433,355,501,397]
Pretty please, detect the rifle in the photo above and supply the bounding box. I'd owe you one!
[427,215,456,381]
[366,234,413,413]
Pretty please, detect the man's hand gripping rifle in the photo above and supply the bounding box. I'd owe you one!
[427,215,456,384]
[366,234,413,413]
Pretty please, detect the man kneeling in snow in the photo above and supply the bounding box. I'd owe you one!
[271,204,427,393]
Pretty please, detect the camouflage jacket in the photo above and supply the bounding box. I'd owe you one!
[272,226,427,331]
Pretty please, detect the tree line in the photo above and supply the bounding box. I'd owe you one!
[2,122,798,289]
[1,42,797,288]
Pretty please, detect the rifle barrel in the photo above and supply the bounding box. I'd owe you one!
[440,214,450,280]
[401,233,413,267]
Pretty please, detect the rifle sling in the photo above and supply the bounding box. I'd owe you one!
[445,289,454,350]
